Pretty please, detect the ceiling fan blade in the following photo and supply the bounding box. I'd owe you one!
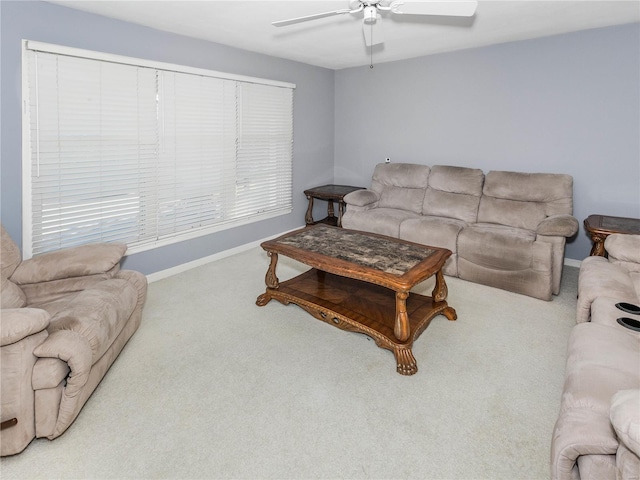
[272,8,353,27]
[390,0,478,17]
[362,15,384,47]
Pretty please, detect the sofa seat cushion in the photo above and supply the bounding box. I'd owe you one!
[563,322,639,423]
[343,208,420,238]
[457,223,537,271]
[19,270,120,306]
[399,216,465,276]
[399,216,465,254]
[43,278,139,364]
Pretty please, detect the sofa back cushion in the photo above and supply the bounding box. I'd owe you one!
[1,225,26,308]
[371,163,430,214]
[606,234,640,274]
[422,165,484,223]
[1,278,27,309]
[478,171,573,231]
[1,225,22,280]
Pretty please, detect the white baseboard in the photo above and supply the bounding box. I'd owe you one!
[564,258,582,268]
[146,227,583,282]
[146,225,305,283]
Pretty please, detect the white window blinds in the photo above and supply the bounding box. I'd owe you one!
[23,41,294,257]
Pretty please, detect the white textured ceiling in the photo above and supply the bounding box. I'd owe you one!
[46,0,640,69]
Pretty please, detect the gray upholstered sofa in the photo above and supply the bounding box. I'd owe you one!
[0,225,147,456]
[551,234,640,480]
[342,163,578,300]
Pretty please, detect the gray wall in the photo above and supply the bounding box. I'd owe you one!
[334,23,640,261]
[0,0,335,274]
[2,1,638,270]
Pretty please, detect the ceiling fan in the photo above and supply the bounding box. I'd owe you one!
[272,0,478,47]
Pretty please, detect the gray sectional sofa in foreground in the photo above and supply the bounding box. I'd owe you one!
[342,162,579,300]
[551,234,640,480]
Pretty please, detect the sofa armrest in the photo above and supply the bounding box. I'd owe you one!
[343,189,379,208]
[11,243,127,285]
[551,408,620,480]
[611,389,640,457]
[0,308,50,346]
[115,270,148,306]
[536,214,579,237]
[33,330,92,396]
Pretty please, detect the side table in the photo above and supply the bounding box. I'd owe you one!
[304,184,364,227]
[584,214,640,256]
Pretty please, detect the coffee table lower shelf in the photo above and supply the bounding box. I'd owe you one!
[256,268,456,375]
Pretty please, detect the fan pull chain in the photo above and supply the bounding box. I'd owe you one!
[369,20,374,69]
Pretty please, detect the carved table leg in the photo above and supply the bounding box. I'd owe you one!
[442,306,457,321]
[394,347,418,375]
[432,269,457,320]
[327,199,335,220]
[589,233,607,256]
[432,269,448,302]
[394,291,410,342]
[256,252,279,306]
[337,201,345,227]
[305,195,314,225]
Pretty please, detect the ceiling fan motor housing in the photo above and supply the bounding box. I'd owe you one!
[363,6,378,24]
[350,0,393,9]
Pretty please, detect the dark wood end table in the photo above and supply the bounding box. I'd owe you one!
[584,214,640,256]
[304,184,364,227]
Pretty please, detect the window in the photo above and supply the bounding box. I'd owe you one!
[22,41,294,258]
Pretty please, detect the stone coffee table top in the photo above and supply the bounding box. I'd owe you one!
[276,225,436,276]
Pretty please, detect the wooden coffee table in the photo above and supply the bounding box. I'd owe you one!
[256,225,456,375]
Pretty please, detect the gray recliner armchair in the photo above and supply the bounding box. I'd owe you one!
[0,225,147,456]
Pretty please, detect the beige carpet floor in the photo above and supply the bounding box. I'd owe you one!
[0,247,578,479]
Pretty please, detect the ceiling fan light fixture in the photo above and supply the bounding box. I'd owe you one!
[363,6,378,24]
